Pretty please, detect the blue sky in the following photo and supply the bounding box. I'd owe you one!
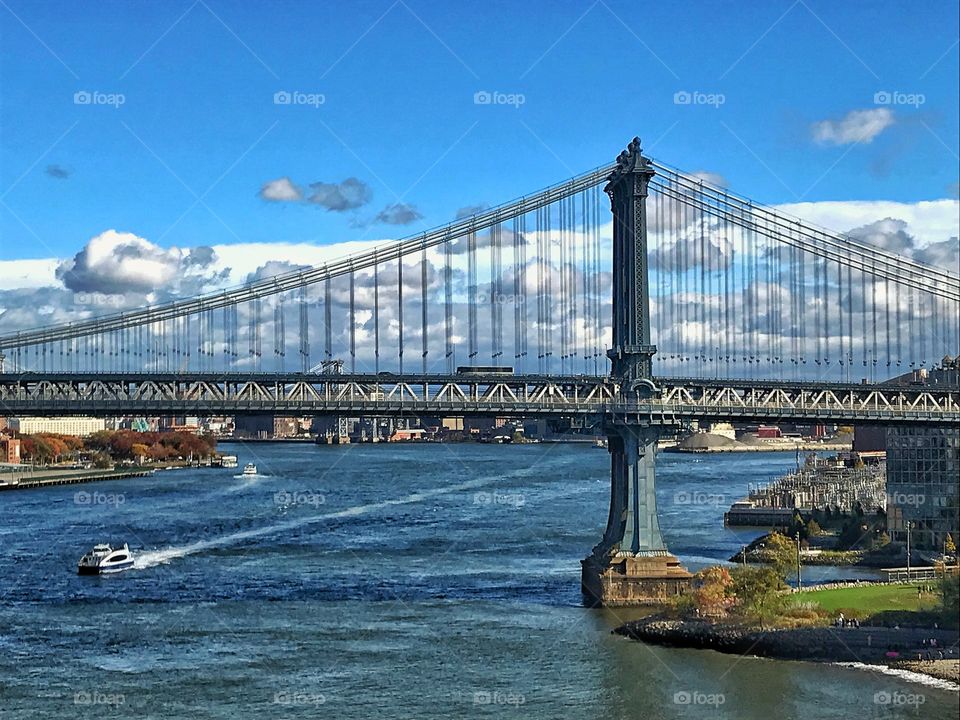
[0,0,958,265]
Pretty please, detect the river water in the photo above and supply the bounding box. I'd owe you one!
[1,444,956,718]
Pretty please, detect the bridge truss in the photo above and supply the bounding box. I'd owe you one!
[0,372,956,426]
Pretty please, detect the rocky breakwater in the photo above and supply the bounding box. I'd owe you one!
[614,618,960,681]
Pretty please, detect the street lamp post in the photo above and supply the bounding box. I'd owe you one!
[795,532,802,591]
[906,521,913,579]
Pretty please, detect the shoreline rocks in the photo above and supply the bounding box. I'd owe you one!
[614,618,959,684]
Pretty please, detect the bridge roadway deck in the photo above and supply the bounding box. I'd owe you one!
[1,372,957,425]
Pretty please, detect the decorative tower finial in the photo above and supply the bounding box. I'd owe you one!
[607,136,653,185]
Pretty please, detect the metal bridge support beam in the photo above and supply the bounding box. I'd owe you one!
[605,427,663,555]
[582,424,691,606]
[582,137,691,606]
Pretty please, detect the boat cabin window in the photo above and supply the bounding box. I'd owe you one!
[111,555,127,562]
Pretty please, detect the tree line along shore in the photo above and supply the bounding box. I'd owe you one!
[7,429,218,468]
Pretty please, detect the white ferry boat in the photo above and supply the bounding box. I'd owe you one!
[242,463,257,476]
[220,455,239,469]
[77,543,135,575]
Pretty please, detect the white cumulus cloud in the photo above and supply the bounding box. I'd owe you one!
[259,176,303,202]
[811,108,895,146]
[55,229,223,295]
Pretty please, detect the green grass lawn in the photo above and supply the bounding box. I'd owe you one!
[794,583,940,615]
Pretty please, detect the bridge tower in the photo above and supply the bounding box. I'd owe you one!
[581,137,692,606]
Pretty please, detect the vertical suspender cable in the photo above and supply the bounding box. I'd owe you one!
[349,267,356,373]
[559,197,568,371]
[895,278,902,366]
[398,257,404,373]
[444,233,453,372]
[884,275,890,367]
[468,229,477,361]
[536,207,545,372]
[491,220,502,365]
[324,276,332,362]
[837,262,845,378]
[299,282,309,372]
[544,202,553,371]
[374,255,380,374]
[421,246,429,373]
[513,216,523,372]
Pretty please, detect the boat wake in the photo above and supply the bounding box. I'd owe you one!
[134,476,492,570]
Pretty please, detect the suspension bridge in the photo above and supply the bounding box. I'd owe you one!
[1,136,957,604]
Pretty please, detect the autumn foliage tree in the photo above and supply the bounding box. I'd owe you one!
[693,566,734,618]
[18,433,82,463]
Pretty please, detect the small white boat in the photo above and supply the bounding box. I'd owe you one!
[221,454,238,469]
[77,543,135,575]
[242,463,257,476]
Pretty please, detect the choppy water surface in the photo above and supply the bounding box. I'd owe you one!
[1,444,956,718]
